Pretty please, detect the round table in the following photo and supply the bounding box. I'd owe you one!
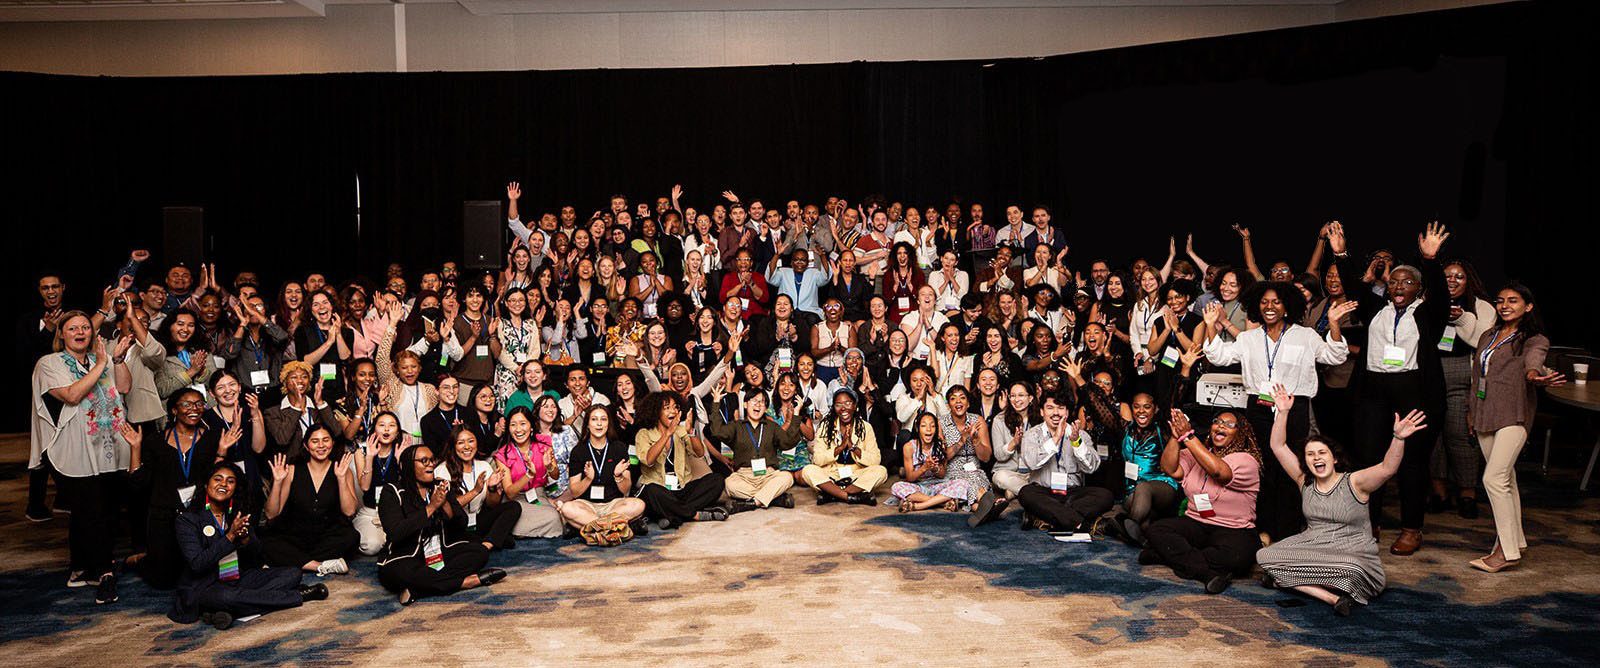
[1545,383,1600,490]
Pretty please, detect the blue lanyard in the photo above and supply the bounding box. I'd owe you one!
[248,333,263,365]
[1391,304,1410,342]
[173,427,198,481]
[177,349,191,367]
[510,442,539,483]
[312,324,326,344]
[743,421,764,457]
[375,446,397,484]
[587,441,610,483]
[1262,325,1286,380]
[1479,330,1520,377]
[410,386,422,423]
[1314,300,1332,333]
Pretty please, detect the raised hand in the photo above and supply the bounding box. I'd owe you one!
[1417,221,1450,260]
[583,461,597,481]
[92,334,108,362]
[1326,221,1346,255]
[613,459,629,479]
[429,481,451,511]
[1232,223,1251,241]
[130,249,151,263]
[220,420,244,449]
[1392,410,1428,439]
[269,453,290,481]
[119,423,143,450]
[506,181,521,201]
[721,190,739,203]
[1328,300,1358,323]
[227,512,250,543]
[313,377,326,406]
[335,452,354,479]
[244,391,261,417]
[1270,383,1295,411]
[1202,302,1223,328]
[113,334,134,361]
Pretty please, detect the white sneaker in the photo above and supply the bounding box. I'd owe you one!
[316,558,349,576]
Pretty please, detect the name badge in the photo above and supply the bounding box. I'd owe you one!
[627,444,639,465]
[177,485,196,506]
[524,488,539,504]
[589,485,605,501]
[592,351,606,365]
[751,457,768,476]
[1192,492,1216,518]
[212,355,227,369]
[476,345,490,358]
[1124,461,1140,481]
[218,550,241,582]
[941,297,959,311]
[1095,443,1108,457]
[423,535,445,571]
[897,297,911,311]
[963,461,978,472]
[1476,377,1487,400]
[740,297,751,310]
[374,485,383,505]
[466,511,478,532]
[720,442,734,457]
[249,369,270,387]
[1256,382,1276,407]
[1382,345,1408,367]
[665,473,679,491]
[777,348,793,368]
[319,363,337,380]
[1049,471,1070,492]
[1160,347,1180,368]
[837,465,854,479]
[781,446,798,458]
[1438,325,1457,352]
[643,302,658,318]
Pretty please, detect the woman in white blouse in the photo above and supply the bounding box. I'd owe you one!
[1128,266,1165,372]
[927,251,970,313]
[1022,243,1070,291]
[893,207,938,270]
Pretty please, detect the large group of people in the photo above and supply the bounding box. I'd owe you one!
[23,183,1561,627]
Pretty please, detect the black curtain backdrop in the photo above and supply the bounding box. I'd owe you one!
[3,1,1596,429]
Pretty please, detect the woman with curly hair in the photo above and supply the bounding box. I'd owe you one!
[1141,407,1263,595]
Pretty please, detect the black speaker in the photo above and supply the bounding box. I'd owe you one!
[463,200,503,269]
[163,206,205,269]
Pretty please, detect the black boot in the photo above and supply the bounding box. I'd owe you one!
[728,499,759,514]
[771,493,794,509]
[847,492,877,506]
[299,583,329,602]
[476,568,507,586]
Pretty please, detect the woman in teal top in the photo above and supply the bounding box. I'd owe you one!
[502,360,546,415]
[1109,392,1181,547]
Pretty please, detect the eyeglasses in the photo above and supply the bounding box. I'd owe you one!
[415,456,436,464]
[176,400,204,409]
[1212,417,1238,428]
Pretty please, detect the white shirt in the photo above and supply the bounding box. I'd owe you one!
[395,385,426,436]
[1204,324,1349,397]
[1129,299,1163,359]
[995,223,1035,248]
[900,310,949,360]
[930,350,972,395]
[558,388,612,419]
[434,459,493,514]
[1366,301,1422,373]
[892,228,938,269]
[927,270,970,310]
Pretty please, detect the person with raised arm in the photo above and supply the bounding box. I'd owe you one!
[260,427,360,576]
[1258,384,1427,615]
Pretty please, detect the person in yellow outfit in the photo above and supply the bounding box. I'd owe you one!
[801,389,885,505]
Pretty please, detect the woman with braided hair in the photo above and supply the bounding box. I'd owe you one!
[801,388,884,505]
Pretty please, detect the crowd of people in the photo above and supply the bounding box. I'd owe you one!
[23,183,1561,627]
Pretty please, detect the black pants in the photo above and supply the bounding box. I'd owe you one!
[196,566,304,619]
[126,420,165,552]
[638,476,726,527]
[1145,515,1258,582]
[1017,484,1114,532]
[464,500,521,549]
[1355,371,1437,530]
[27,457,67,513]
[378,542,489,599]
[260,524,359,568]
[59,467,120,579]
[140,507,184,589]
[1246,398,1310,542]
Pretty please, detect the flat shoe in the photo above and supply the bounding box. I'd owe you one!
[476,568,507,586]
[1468,557,1519,573]
[1333,595,1354,616]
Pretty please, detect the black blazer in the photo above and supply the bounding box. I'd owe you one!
[169,508,263,623]
[376,482,469,565]
[1340,253,1449,414]
[133,428,223,512]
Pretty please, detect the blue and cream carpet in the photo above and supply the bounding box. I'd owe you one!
[2,434,1596,666]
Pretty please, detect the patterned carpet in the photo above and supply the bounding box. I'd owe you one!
[2,434,1597,666]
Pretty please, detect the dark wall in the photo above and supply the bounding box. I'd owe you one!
[3,0,1595,430]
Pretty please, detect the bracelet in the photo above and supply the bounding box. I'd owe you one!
[1176,430,1195,442]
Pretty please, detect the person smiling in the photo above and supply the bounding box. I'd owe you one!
[260,426,359,577]
[1142,408,1263,594]
[1257,384,1428,615]
[1012,391,1111,533]
[376,445,507,605]
[169,461,328,630]
[128,388,241,590]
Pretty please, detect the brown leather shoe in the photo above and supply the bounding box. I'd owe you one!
[1389,528,1422,555]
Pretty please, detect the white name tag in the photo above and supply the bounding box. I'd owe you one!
[963,461,978,472]
[1192,492,1215,517]
[465,511,478,530]
[751,457,767,476]
[1382,345,1408,367]
[249,370,270,387]
[777,348,792,368]
[212,355,226,369]
[319,363,337,380]
[1160,347,1180,368]
[589,485,605,500]
[1124,461,1139,481]
[643,302,658,318]
[592,351,606,364]
[897,297,911,311]
[1096,444,1109,457]
[476,345,490,358]
[1437,326,1457,352]
[665,473,679,491]
[837,465,854,479]
[177,485,196,506]
[525,488,539,504]
[740,297,751,310]
[423,535,444,571]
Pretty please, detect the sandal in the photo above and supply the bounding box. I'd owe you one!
[943,500,958,512]
[898,502,913,513]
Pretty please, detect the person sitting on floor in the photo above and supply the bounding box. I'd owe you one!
[1105,392,1181,548]
[376,444,506,605]
[436,425,521,551]
[1013,391,1114,534]
[170,461,328,630]
[635,392,728,529]
[801,388,884,505]
[1141,408,1262,595]
[1257,384,1427,615]
[891,412,970,512]
[706,383,805,512]
[557,405,647,537]
[260,426,359,576]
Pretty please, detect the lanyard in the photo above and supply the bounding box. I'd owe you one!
[1314,300,1332,334]
[1141,301,1159,331]
[173,427,198,481]
[312,323,326,344]
[511,442,539,483]
[375,445,396,484]
[410,385,422,422]
[441,406,459,425]
[941,351,958,379]
[177,349,191,367]
[1479,330,1520,377]
[743,421,764,457]
[587,441,610,482]
[248,332,263,365]
[211,407,233,431]
[298,404,314,433]
[1262,325,1286,380]
[1391,304,1410,343]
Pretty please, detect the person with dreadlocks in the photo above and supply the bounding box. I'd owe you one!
[801,388,884,505]
[1140,407,1263,595]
